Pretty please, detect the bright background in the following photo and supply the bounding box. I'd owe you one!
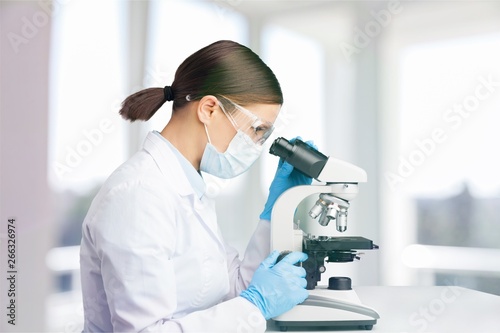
[1,0,500,331]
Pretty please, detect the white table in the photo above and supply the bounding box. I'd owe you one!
[266,286,500,332]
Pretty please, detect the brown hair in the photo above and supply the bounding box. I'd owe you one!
[119,40,283,122]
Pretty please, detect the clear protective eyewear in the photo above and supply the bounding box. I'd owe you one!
[217,96,276,145]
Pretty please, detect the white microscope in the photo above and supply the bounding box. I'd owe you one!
[268,137,380,331]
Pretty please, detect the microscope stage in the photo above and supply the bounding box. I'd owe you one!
[304,236,378,251]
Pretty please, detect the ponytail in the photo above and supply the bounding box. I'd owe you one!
[119,87,167,122]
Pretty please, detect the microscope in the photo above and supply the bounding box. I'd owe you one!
[269,137,380,331]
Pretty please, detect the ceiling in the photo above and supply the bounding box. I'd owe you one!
[210,0,327,18]
[209,1,500,48]
[208,0,388,44]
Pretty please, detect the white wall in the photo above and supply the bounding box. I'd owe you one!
[0,1,54,331]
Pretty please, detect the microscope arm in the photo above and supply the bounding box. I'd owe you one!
[316,157,367,184]
[270,156,367,251]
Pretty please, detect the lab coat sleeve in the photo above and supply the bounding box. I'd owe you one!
[142,296,266,333]
[225,219,271,298]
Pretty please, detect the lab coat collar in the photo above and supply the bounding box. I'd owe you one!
[143,131,205,198]
[143,132,225,252]
[152,131,206,199]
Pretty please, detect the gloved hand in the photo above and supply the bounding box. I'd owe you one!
[240,251,309,320]
[260,137,316,221]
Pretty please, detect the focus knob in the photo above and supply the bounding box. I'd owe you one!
[328,276,352,290]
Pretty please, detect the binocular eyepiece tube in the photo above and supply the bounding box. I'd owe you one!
[269,137,328,180]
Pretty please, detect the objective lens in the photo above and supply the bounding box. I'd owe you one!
[309,203,324,219]
[336,208,348,232]
[318,212,333,226]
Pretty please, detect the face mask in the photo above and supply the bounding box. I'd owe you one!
[200,125,263,179]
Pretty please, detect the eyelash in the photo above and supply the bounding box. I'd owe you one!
[253,125,264,132]
[251,120,267,132]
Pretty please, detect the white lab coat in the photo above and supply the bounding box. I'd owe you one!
[80,132,270,332]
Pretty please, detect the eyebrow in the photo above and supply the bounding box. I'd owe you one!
[253,121,272,129]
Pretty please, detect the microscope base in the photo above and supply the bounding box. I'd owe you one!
[272,287,379,331]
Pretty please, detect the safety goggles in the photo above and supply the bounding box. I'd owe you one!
[217,96,276,145]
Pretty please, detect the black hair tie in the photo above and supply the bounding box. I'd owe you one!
[163,86,174,102]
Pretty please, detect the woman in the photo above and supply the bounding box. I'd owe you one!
[80,40,312,332]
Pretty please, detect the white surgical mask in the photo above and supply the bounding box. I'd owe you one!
[200,125,263,179]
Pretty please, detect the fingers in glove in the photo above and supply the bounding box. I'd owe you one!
[289,136,303,144]
[261,250,280,268]
[276,160,294,178]
[305,140,317,150]
[274,263,307,280]
[290,265,307,279]
[290,285,309,303]
[277,251,308,266]
[292,276,308,289]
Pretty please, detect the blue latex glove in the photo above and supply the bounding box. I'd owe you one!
[260,137,316,221]
[240,251,309,320]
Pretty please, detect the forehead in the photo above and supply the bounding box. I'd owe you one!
[244,104,281,123]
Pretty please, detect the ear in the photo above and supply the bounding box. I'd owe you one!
[197,95,219,125]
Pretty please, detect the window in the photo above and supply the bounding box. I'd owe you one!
[382,32,500,293]
[47,0,127,330]
[49,0,127,193]
[260,24,325,192]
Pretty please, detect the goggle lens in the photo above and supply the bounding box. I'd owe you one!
[218,97,275,145]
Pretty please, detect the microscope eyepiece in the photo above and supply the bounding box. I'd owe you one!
[268,137,294,159]
[269,137,328,179]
